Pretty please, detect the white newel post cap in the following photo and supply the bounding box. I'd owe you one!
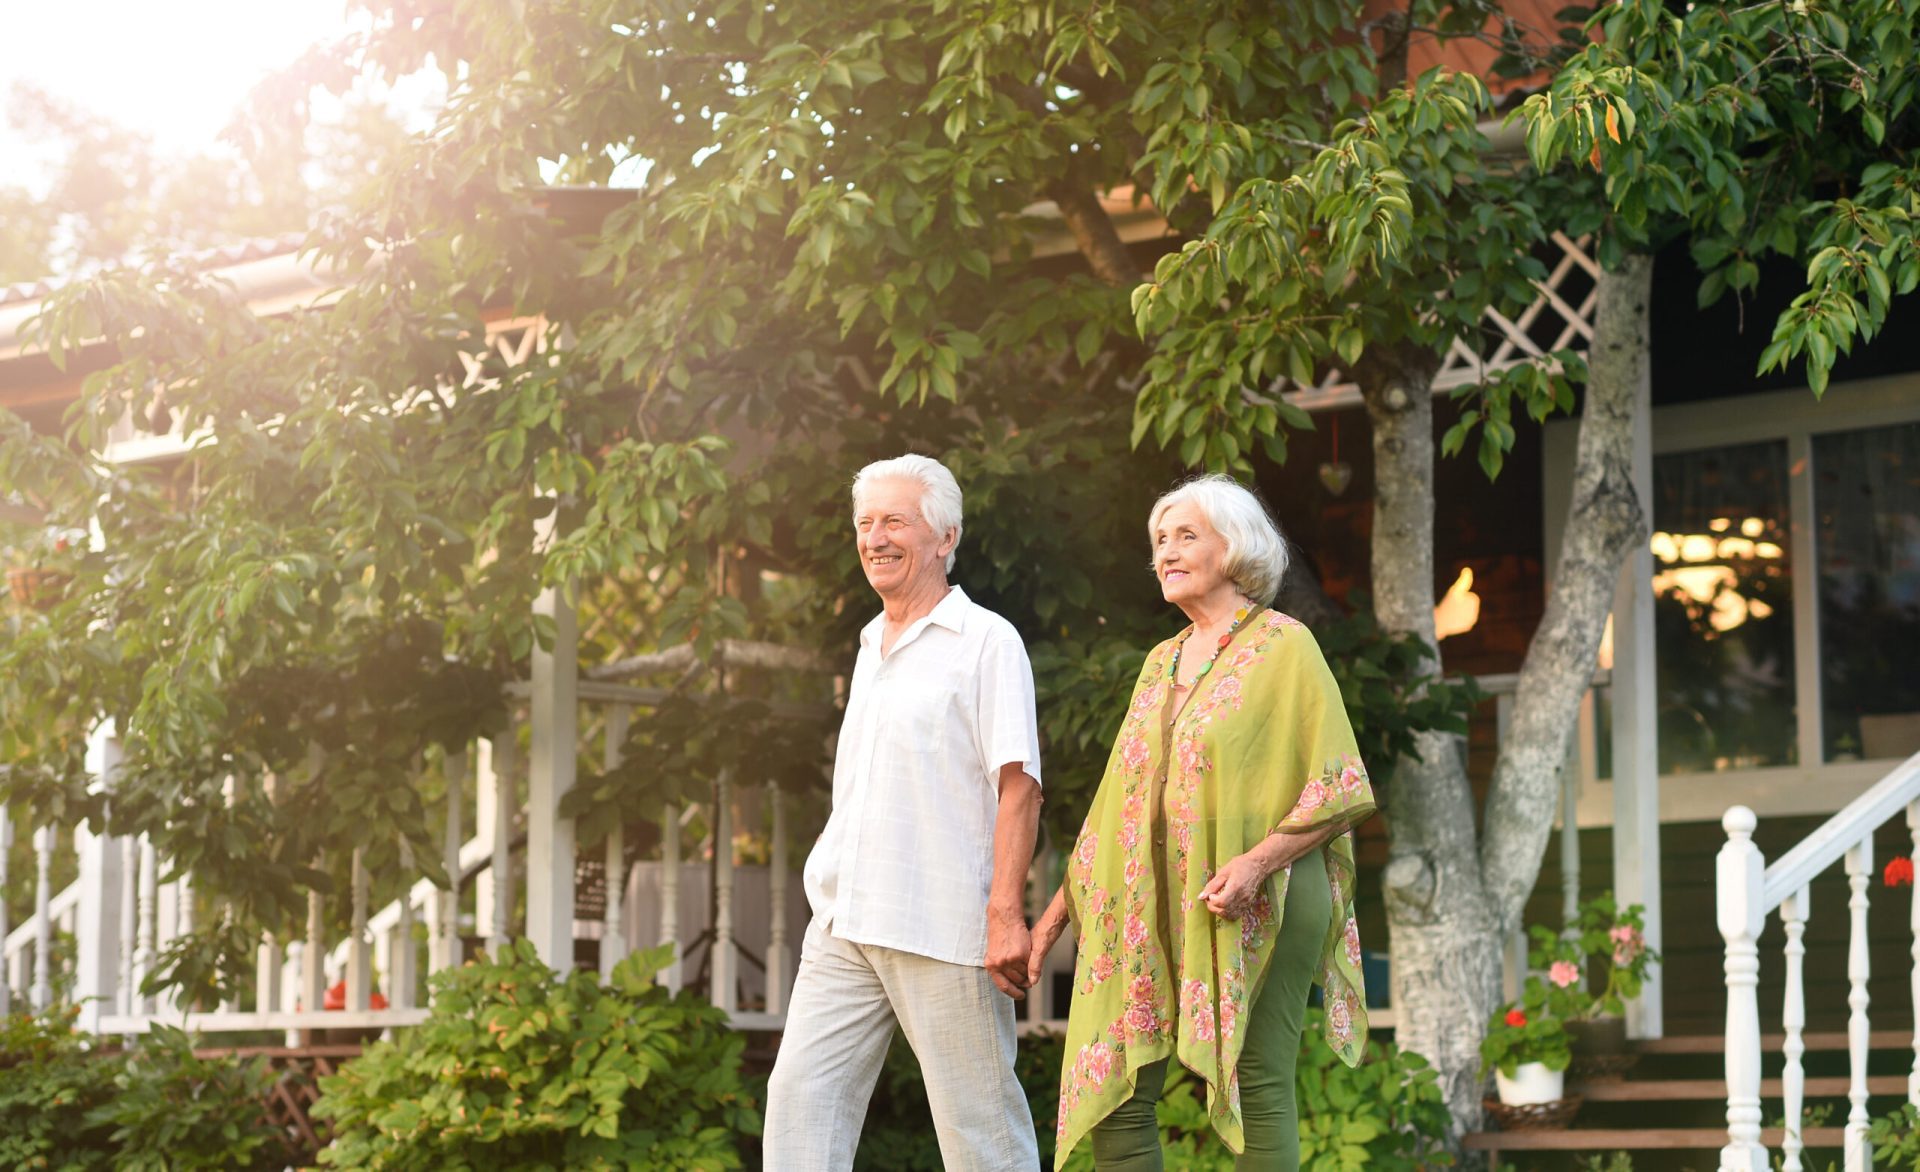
[1717,806,1764,941]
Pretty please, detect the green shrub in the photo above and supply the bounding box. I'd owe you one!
[313,940,761,1170]
[854,1008,1451,1171]
[0,1009,283,1171]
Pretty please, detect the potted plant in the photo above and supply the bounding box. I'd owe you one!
[1530,893,1659,1063]
[1480,998,1572,1105]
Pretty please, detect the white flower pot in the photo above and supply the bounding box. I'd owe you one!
[1495,1062,1565,1105]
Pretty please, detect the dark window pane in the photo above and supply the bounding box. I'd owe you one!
[1651,441,1797,773]
[1815,421,1920,762]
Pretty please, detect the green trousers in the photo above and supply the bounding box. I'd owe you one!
[1087,848,1332,1172]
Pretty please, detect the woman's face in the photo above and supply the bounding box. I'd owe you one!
[1152,500,1233,608]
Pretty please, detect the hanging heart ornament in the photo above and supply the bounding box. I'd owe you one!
[1318,461,1353,496]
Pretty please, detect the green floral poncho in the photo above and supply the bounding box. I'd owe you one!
[1055,610,1376,1164]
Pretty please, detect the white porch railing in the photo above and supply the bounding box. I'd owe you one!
[1717,750,1920,1172]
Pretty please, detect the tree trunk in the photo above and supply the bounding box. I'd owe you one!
[1360,344,1503,1135]
[1479,253,1653,931]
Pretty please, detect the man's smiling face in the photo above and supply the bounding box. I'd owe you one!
[854,477,954,601]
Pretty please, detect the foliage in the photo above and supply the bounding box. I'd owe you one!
[1516,0,1920,396]
[1873,1103,1920,1171]
[89,1027,284,1172]
[1525,893,1659,1021]
[0,1009,283,1171]
[857,1010,1450,1171]
[1312,600,1483,793]
[311,940,760,1170]
[1477,998,1572,1080]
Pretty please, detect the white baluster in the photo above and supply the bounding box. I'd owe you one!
[660,801,683,992]
[767,785,789,1015]
[133,835,156,1016]
[712,776,736,1013]
[1780,885,1810,1172]
[1908,800,1919,1107]
[492,727,517,953]
[1718,806,1767,1172]
[1844,839,1872,1172]
[0,805,10,1015]
[600,705,631,979]
[393,839,417,1010]
[437,751,466,976]
[0,803,10,1014]
[347,848,371,1012]
[526,575,580,971]
[302,869,325,1018]
[32,824,54,1010]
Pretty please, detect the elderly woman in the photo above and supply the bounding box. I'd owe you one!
[1028,474,1376,1171]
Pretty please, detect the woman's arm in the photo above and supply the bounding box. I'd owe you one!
[1200,821,1344,919]
[1027,885,1070,989]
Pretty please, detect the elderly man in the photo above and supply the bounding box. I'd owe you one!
[764,454,1045,1170]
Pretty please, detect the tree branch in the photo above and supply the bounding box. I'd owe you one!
[1046,177,1144,287]
[1478,252,1654,931]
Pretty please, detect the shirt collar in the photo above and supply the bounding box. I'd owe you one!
[859,585,970,650]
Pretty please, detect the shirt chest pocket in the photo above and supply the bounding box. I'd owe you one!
[873,671,968,757]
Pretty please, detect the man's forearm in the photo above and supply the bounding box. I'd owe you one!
[988,769,1042,917]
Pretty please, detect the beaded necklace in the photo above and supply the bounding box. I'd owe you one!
[1168,601,1255,684]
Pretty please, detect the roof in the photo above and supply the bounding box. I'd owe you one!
[0,235,307,309]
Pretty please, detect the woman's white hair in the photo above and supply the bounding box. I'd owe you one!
[851,454,964,572]
[1148,474,1290,604]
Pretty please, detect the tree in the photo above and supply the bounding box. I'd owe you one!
[9,0,1912,1141]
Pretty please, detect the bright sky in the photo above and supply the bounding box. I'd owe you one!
[0,0,359,192]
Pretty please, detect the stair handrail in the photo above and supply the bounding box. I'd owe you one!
[1718,748,1920,1172]
[1761,750,1920,913]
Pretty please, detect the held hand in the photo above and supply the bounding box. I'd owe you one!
[1027,908,1068,991]
[985,907,1033,1000]
[1199,852,1271,920]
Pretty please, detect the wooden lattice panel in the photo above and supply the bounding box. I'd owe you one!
[194,1043,362,1166]
[1284,232,1598,411]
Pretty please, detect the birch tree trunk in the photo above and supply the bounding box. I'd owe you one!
[1480,253,1653,931]
[1361,345,1503,1132]
[1361,256,1654,1137]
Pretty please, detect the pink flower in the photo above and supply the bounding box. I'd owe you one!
[1131,684,1164,717]
[1549,960,1581,989]
[1124,914,1149,948]
[1191,1003,1217,1041]
[1121,735,1150,770]
[1090,953,1115,984]
[1609,923,1645,966]
[1124,1000,1159,1035]
[1328,995,1351,1039]
[1296,780,1329,814]
[1220,997,1239,1040]
[1338,758,1367,791]
[1344,918,1363,967]
[1075,832,1098,869]
[1080,1041,1114,1085]
[1123,857,1144,887]
[1119,820,1140,850]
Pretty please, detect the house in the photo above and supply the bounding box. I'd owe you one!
[2,99,1916,1172]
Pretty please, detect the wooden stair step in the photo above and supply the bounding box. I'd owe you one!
[1576,1075,1909,1100]
[1464,1126,1847,1151]
[1634,1030,1913,1055]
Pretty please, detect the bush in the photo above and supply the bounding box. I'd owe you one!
[853,1008,1452,1171]
[313,941,761,1170]
[0,1009,283,1171]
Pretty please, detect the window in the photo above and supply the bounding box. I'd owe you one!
[1650,441,1797,773]
[1815,421,1920,762]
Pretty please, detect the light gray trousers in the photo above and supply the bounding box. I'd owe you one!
[762,919,1039,1171]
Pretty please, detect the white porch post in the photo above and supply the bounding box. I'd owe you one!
[711,774,736,1013]
[1609,344,1663,1039]
[599,705,630,979]
[526,578,579,971]
[766,785,790,1014]
[73,725,126,1031]
[346,847,371,1012]
[435,752,466,975]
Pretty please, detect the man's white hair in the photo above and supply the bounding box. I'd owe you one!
[851,454,964,572]
[1147,474,1290,604]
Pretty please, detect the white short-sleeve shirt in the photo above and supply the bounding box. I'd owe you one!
[802,585,1043,967]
